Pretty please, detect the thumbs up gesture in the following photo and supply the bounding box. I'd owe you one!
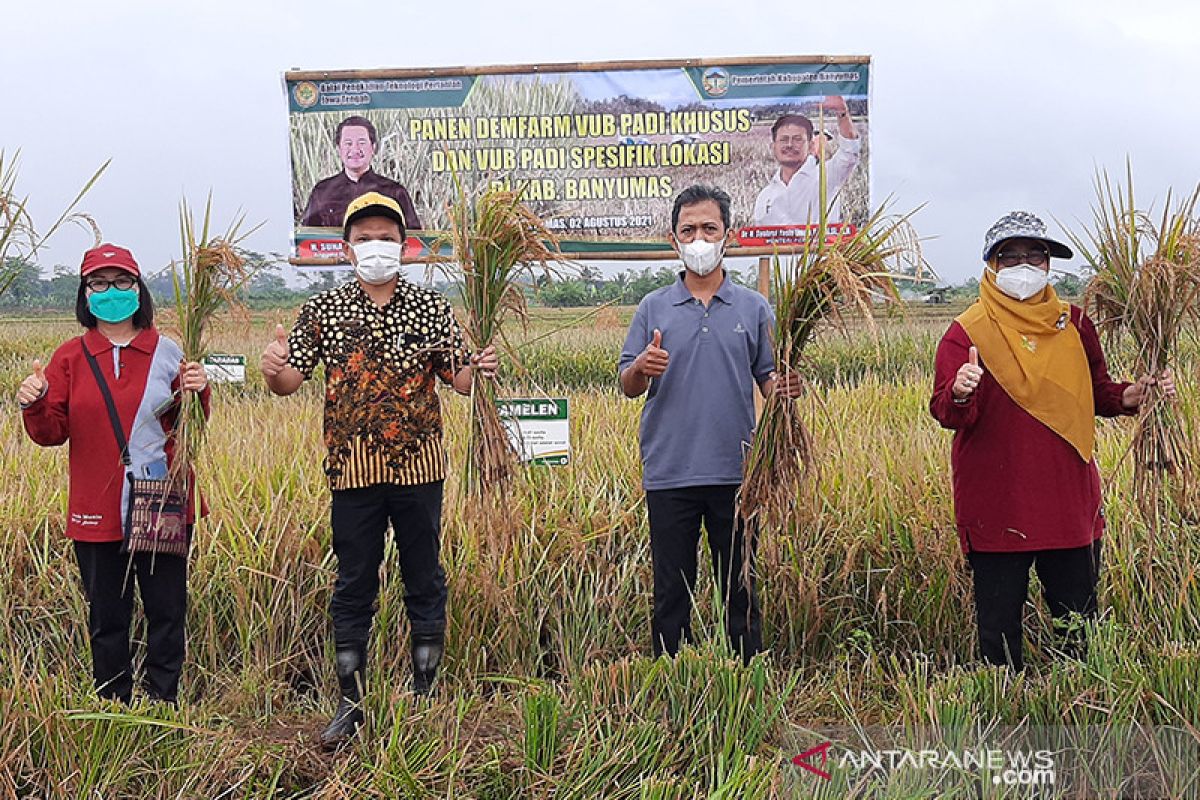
[17,359,49,406]
[260,323,290,378]
[952,346,983,400]
[635,328,670,379]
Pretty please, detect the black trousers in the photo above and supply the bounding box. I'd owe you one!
[966,540,1102,671]
[646,485,761,663]
[329,481,447,651]
[73,540,188,703]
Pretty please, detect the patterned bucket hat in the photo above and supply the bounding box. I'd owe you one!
[981,211,1073,262]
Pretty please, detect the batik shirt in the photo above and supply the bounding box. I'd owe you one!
[288,280,469,489]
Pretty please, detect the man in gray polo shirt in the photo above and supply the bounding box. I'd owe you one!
[619,184,800,663]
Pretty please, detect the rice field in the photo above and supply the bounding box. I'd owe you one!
[2,306,1199,798]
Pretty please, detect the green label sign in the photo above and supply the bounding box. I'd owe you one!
[496,397,570,466]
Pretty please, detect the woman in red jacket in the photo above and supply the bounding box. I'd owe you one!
[930,211,1175,671]
[17,244,210,704]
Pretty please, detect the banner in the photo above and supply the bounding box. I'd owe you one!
[285,56,871,263]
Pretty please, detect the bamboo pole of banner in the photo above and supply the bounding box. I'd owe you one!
[286,55,872,83]
[290,245,820,267]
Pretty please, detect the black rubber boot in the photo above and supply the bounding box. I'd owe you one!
[411,634,444,696]
[319,648,366,750]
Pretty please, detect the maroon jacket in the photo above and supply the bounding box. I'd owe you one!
[22,328,210,542]
[929,306,1133,554]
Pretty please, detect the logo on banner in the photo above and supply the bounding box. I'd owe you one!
[702,67,729,97]
[293,81,319,108]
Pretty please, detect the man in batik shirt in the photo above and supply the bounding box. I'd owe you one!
[262,192,496,748]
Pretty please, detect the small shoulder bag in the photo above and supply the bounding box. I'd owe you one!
[82,342,189,557]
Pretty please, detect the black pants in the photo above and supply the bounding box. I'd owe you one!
[329,481,447,651]
[646,485,761,663]
[967,540,1102,671]
[73,540,188,703]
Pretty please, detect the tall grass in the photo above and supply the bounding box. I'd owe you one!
[0,150,108,295]
[738,206,914,530]
[169,196,259,486]
[1068,164,1200,520]
[439,184,561,496]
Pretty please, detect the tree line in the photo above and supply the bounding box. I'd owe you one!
[0,252,1086,312]
[0,255,710,311]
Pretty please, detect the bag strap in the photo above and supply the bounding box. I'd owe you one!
[81,338,132,467]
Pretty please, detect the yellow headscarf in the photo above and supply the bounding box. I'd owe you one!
[956,267,1095,461]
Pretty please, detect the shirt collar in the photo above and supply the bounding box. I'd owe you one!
[667,272,693,305]
[667,270,735,305]
[712,273,735,304]
[346,275,412,309]
[773,157,815,186]
[342,168,376,185]
[83,327,157,355]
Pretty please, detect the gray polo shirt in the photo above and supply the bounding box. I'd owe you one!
[619,271,776,490]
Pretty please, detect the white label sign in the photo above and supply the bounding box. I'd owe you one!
[202,353,246,384]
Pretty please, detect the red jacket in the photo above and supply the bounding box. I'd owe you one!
[929,307,1133,554]
[22,328,210,543]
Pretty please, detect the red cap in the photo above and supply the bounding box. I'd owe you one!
[80,244,140,277]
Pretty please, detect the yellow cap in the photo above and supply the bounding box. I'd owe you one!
[343,191,406,239]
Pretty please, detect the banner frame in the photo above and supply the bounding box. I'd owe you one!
[285,54,872,83]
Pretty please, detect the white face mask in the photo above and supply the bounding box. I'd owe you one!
[990,263,1049,301]
[352,240,404,285]
[678,239,724,276]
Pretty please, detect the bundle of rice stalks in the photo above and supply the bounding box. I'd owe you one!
[169,195,260,485]
[738,205,919,533]
[439,182,562,496]
[0,150,108,295]
[1068,165,1200,515]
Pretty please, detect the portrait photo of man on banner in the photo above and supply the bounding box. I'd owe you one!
[298,115,422,232]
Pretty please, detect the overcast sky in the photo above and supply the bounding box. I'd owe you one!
[3,0,1198,285]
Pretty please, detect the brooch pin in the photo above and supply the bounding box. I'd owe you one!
[1021,335,1038,354]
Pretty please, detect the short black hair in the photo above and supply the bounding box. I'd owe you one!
[335,116,378,146]
[771,114,814,141]
[671,185,732,233]
[75,276,154,330]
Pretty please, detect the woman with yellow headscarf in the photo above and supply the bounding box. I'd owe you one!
[929,211,1176,671]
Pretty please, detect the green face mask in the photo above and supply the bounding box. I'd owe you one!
[87,287,140,323]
